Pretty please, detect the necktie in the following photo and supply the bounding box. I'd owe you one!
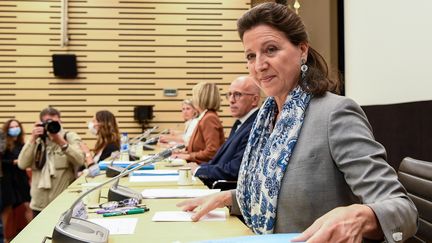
[229,120,241,137]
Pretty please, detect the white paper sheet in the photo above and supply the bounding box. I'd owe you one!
[152,211,226,222]
[88,218,138,235]
[133,170,179,175]
[129,170,196,183]
[130,175,179,182]
[141,189,220,198]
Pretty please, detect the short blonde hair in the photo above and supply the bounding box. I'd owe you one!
[192,82,220,111]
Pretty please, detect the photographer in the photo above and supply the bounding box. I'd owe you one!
[18,107,84,218]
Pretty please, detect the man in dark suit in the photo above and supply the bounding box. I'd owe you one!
[186,76,260,188]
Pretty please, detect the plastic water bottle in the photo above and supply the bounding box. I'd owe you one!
[120,133,129,161]
[135,141,144,159]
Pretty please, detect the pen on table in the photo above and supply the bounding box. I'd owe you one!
[95,206,137,214]
[103,208,149,217]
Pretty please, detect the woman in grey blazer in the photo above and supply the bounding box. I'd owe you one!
[178,3,417,242]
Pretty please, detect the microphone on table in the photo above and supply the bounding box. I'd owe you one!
[103,151,129,178]
[106,129,170,178]
[129,126,158,145]
[139,129,169,151]
[51,144,184,243]
[107,144,185,203]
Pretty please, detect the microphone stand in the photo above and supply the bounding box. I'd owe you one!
[107,143,183,203]
[105,127,156,177]
[129,126,158,145]
[135,129,169,153]
[106,129,169,178]
[52,145,183,243]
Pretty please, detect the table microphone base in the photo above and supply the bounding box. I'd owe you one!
[105,165,126,178]
[108,185,143,203]
[52,217,109,243]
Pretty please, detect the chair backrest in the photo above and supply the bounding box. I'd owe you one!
[398,157,432,243]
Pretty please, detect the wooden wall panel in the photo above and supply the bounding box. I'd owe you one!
[0,0,250,144]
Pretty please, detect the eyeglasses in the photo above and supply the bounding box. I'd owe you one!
[225,92,255,101]
[98,198,140,210]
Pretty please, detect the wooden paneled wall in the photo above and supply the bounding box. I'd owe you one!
[0,0,250,146]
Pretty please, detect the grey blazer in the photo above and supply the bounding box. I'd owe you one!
[231,92,418,243]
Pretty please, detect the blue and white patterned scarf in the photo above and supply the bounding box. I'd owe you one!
[236,85,311,234]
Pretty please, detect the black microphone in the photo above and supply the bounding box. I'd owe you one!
[103,151,126,178]
[51,145,184,243]
[107,144,185,203]
[140,129,170,151]
[129,126,158,145]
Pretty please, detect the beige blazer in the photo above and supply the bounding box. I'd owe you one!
[18,131,84,211]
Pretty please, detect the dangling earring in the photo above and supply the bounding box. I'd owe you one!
[300,59,308,79]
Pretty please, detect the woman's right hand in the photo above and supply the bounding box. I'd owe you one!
[176,190,233,221]
[159,134,169,143]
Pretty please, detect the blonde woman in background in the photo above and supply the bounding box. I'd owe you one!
[173,82,224,163]
[159,99,199,146]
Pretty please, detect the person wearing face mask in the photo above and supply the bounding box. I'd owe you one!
[81,110,120,168]
[1,119,31,242]
[18,107,84,218]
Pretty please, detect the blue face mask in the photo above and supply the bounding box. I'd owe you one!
[8,127,21,137]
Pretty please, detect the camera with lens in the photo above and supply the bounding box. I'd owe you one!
[37,119,61,138]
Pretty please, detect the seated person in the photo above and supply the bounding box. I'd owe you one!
[81,110,120,167]
[159,99,199,146]
[173,82,225,163]
[186,76,260,188]
[177,3,418,242]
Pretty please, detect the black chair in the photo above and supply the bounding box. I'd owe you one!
[398,157,432,243]
[211,180,237,191]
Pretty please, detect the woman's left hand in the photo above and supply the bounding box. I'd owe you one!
[291,204,382,243]
[176,191,233,221]
[172,152,190,161]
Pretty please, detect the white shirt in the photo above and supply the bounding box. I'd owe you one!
[236,107,259,132]
[182,118,198,146]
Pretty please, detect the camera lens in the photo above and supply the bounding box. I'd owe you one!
[45,120,61,134]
